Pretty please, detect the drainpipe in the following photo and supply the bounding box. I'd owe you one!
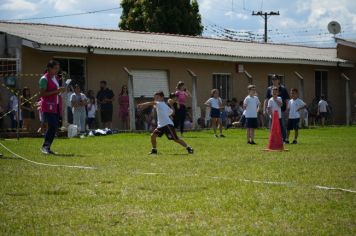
[341,73,351,126]
[244,70,253,84]
[123,67,136,131]
[15,46,21,140]
[187,69,198,130]
[294,71,304,100]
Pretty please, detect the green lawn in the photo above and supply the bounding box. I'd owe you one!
[0,127,355,235]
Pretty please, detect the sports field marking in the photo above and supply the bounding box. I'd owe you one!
[138,172,356,194]
[0,142,97,170]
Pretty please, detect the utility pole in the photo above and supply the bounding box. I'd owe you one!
[252,11,280,43]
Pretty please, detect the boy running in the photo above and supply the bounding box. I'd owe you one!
[287,88,307,144]
[137,91,194,155]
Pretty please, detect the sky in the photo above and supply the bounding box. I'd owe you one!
[0,0,356,47]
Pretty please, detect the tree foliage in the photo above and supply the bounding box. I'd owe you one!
[119,0,203,36]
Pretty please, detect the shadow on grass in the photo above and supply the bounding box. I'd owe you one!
[42,189,70,195]
[166,153,189,156]
[53,153,87,157]
[6,192,29,197]
[0,156,22,161]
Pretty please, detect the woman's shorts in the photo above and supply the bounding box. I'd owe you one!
[210,108,221,118]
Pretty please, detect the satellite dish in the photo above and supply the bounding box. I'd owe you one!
[327,21,341,35]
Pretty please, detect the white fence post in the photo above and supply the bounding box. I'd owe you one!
[123,67,136,131]
[187,69,198,130]
[341,73,351,126]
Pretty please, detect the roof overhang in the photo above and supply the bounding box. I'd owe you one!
[336,38,356,49]
[22,39,354,68]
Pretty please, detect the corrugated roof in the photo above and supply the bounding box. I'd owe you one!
[0,21,350,66]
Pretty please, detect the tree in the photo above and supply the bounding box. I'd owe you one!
[119,0,203,36]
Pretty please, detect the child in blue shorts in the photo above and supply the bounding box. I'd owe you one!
[205,89,225,138]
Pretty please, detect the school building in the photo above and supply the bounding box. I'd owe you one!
[0,22,355,129]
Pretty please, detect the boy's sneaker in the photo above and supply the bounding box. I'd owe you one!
[149,149,158,155]
[247,141,251,144]
[40,146,50,155]
[292,140,298,144]
[250,141,257,145]
[220,134,226,138]
[187,147,194,154]
[284,140,290,144]
[48,149,57,155]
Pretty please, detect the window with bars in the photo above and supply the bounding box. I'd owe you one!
[0,59,18,87]
[212,73,231,100]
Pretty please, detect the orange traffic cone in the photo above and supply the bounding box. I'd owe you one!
[264,110,286,151]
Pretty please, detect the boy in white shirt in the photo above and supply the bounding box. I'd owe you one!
[137,91,193,155]
[205,89,225,138]
[267,86,284,142]
[243,85,260,144]
[287,88,307,144]
[318,95,328,126]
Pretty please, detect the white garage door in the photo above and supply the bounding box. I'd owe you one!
[131,70,169,98]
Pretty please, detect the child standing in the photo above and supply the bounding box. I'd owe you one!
[71,84,88,133]
[86,90,97,130]
[205,89,225,138]
[318,95,328,126]
[243,85,260,144]
[267,86,283,141]
[137,91,193,155]
[287,88,307,144]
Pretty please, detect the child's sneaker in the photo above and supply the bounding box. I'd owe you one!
[284,140,290,144]
[48,149,57,155]
[250,141,257,145]
[187,147,194,154]
[149,149,158,155]
[220,134,226,138]
[40,146,50,155]
[292,140,298,144]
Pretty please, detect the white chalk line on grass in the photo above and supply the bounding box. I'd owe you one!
[138,172,356,194]
[0,142,97,170]
[314,185,356,193]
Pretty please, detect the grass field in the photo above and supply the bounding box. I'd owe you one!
[0,127,355,235]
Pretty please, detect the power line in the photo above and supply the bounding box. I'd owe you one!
[1,7,121,22]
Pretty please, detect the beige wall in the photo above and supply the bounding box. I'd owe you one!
[337,44,356,123]
[18,46,351,129]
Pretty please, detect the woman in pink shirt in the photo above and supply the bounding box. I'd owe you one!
[118,85,129,130]
[175,81,191,136]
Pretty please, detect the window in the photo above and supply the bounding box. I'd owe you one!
[56,58,86,89]
[0,58,18,87]
[267,74,285,87]
[315,71,328,99]
[212,74,231,100]
[131,70,169,98]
